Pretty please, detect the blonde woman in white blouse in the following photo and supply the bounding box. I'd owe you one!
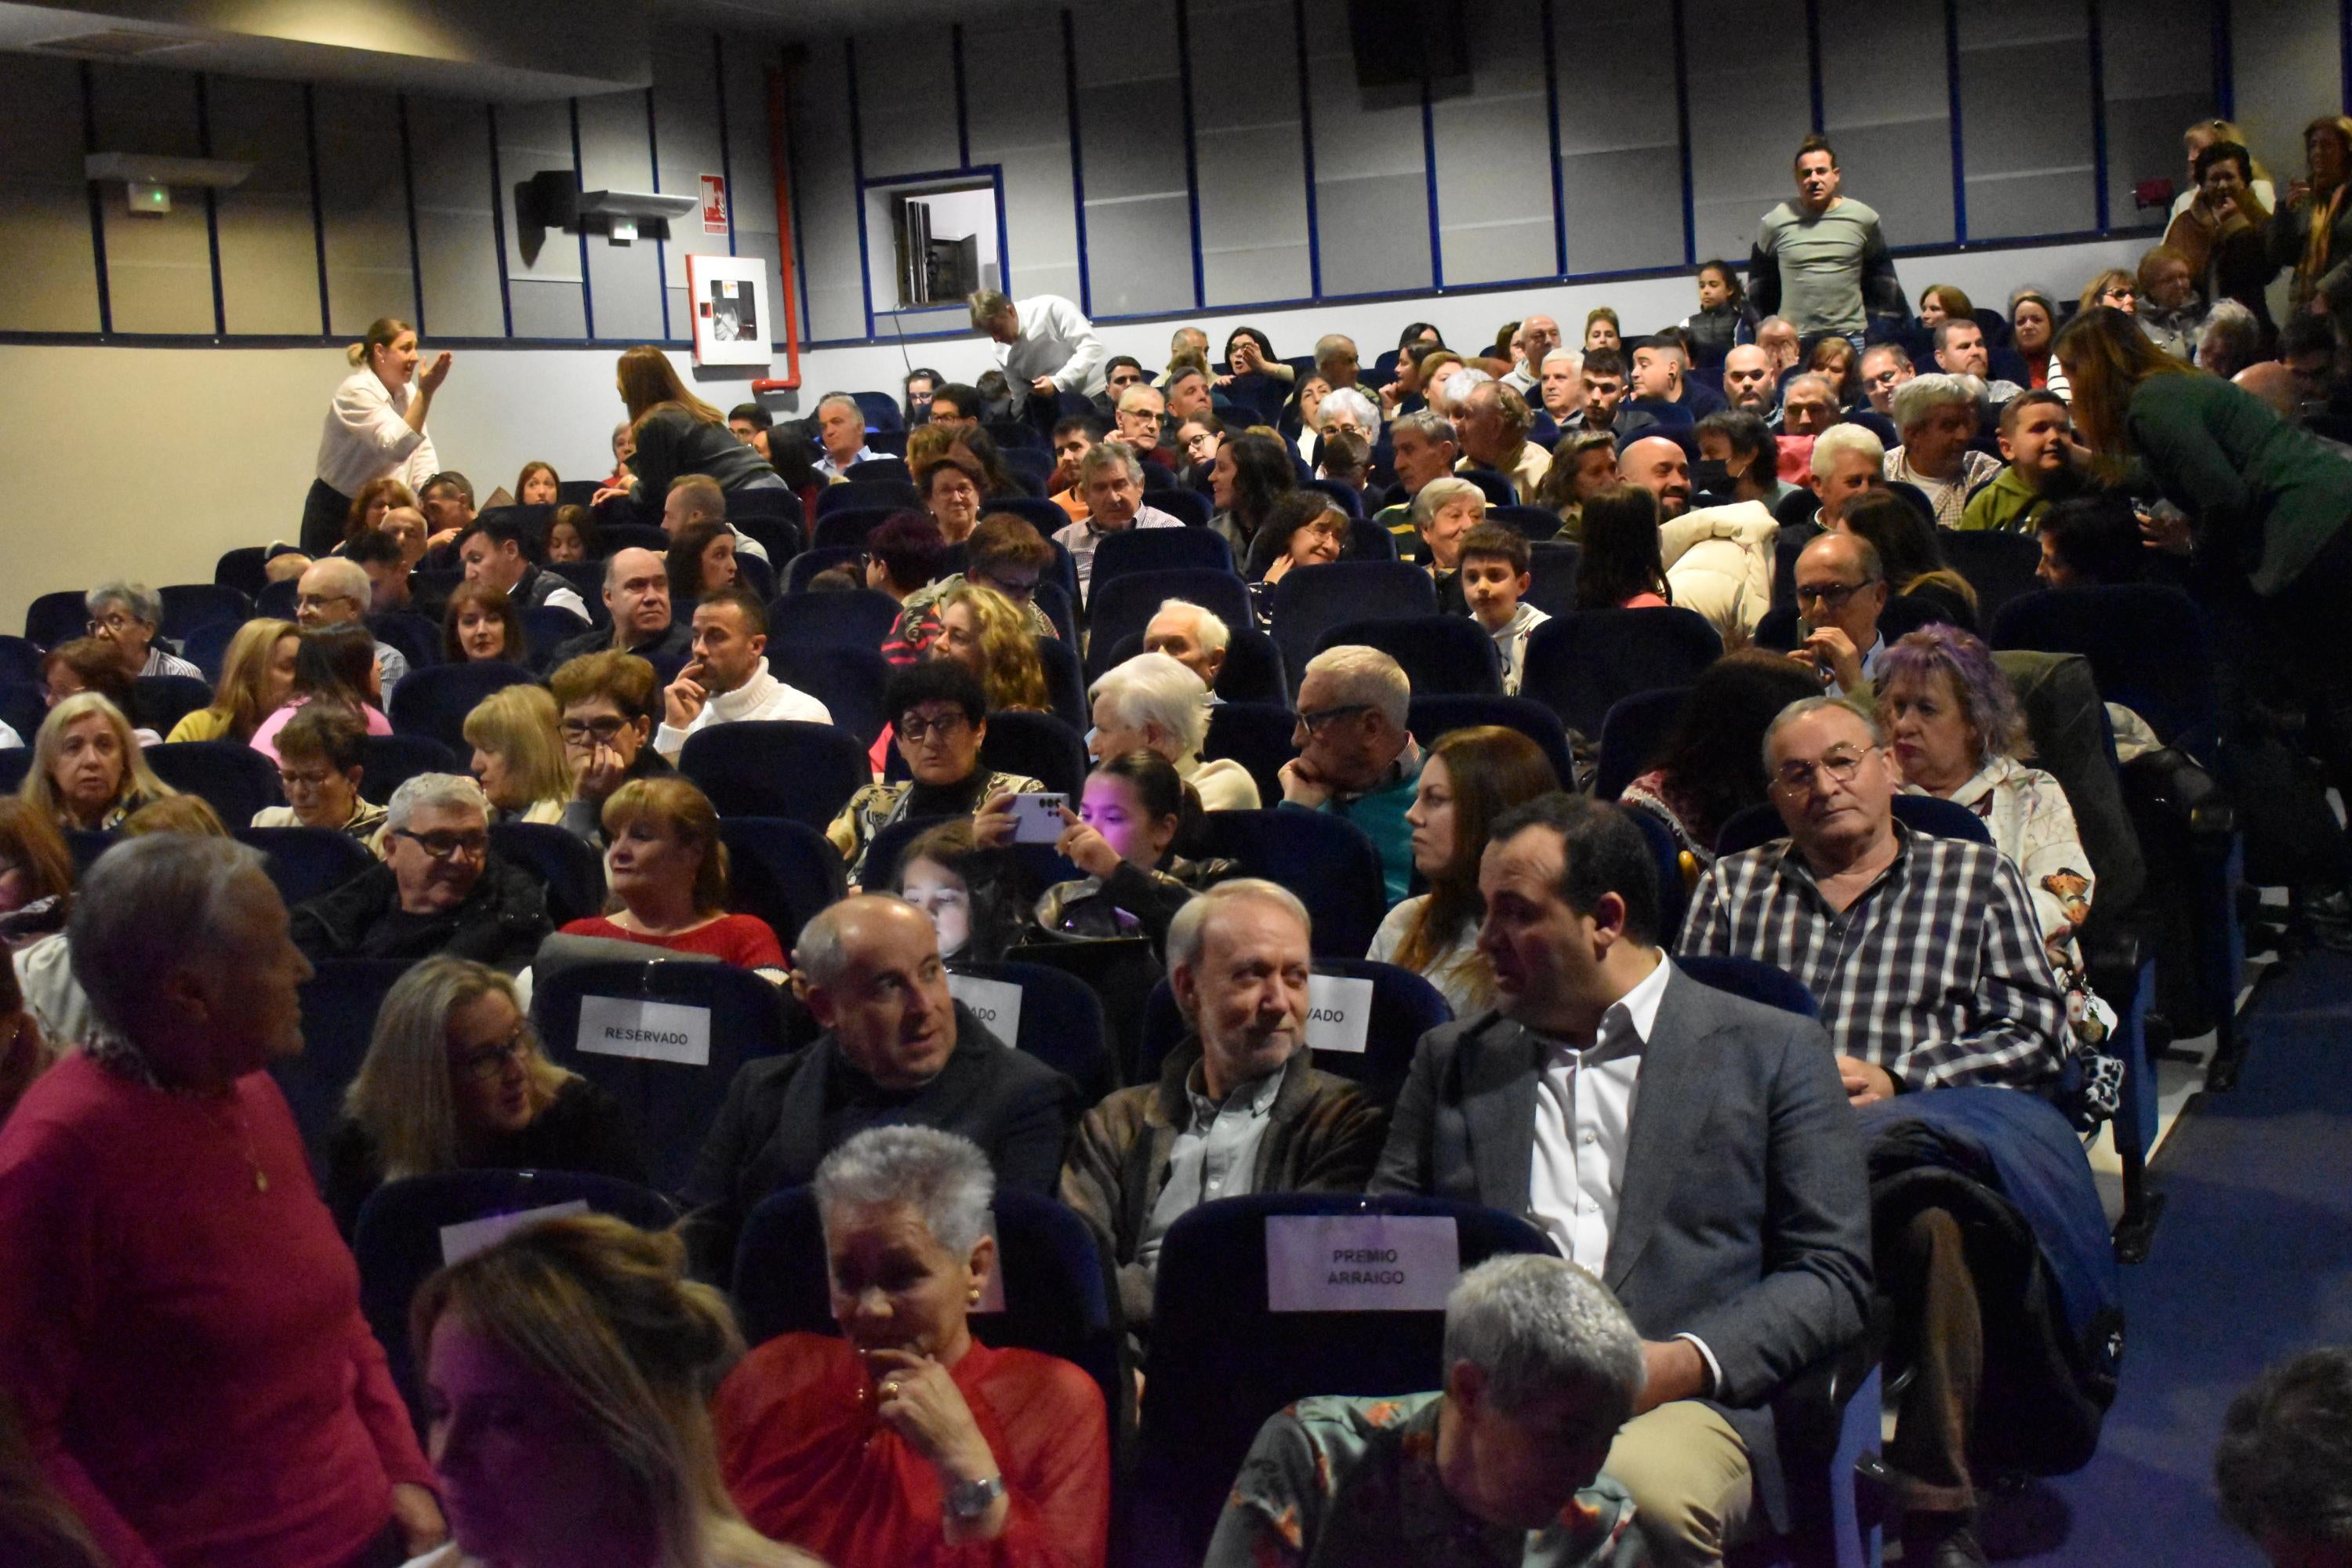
[303,317,452,555]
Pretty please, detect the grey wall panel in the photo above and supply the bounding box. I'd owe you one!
[577,90,665,342]
[653,31,733,340]
[965,16,1083,307]
[856,28,960,180]
[509,278,584,339]
[1957,2,2095,241]
[789,40,867,342]
[205,76,315,336]
[1305,0,1431,296]
[314,87,419,337]
[1073,1,1194,314]
[1686,0,1813,265]
[1818,0,1954,248]
[496,99,586,338]
[1552,7,1684,276]
[1432,0,1555,286]
[0,58,99,333]
[89,64,212,335]
[2100,0,2213,230]
[406,96,506,339]
[722,38,789,348]
[1191,0,1312,305]
[2230,0,2339,183]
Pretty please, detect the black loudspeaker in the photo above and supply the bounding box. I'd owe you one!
[1346,0,1469,89]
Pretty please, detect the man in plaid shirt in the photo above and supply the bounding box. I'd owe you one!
[1679,695,2073,1568]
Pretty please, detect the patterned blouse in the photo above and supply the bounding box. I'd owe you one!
[1203,1392,1642,1568]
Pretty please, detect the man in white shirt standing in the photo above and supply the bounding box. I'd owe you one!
[655,587,832,760]
[971,289,1106,401]
[1374,793,1871,1566]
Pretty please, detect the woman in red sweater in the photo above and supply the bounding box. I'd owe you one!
[561,777,785,976]
[0,834,446,1568]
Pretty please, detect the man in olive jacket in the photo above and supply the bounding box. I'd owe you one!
[1061,880,1388,1345]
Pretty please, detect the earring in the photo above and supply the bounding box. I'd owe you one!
[967,1285,982,1305]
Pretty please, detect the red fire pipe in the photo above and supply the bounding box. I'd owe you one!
[751,62,802,394]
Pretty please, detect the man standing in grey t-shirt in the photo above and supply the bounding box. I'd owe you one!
[1749,133,1908,343]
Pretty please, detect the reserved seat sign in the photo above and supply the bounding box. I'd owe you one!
[577,996,713,1066]
[1304,973,1375,1054]
[439,1200,590,1265]
[946,972,1024,1045]
[1265,1213,1461,1312]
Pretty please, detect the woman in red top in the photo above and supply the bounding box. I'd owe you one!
[713,1125,1111,1568]
[0,833,445,1568]
[559,777,785,975]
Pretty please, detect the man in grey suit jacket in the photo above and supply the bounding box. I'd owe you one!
[1372,794,1872,1566]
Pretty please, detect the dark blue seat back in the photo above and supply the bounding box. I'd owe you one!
[0,686,44,763]
[357,733,460,804]
[1200,702,1299,808]
[270,957,413,1175]
[1593,685,1693,802]
[1316,614,1501,697]
[214,546,270,598]
[1268,561,1439,698]
[132,674,216,735]
[677,720,869,832]
[859,813,956,890]
[157,583,249,640]
[1091,524,1235,595]
[1937,529,2042,626]
[783,546,862,593]
[1988,585,2217,750]
[815,479,919,519]
[24,590,85,648]
[850,390,904,432]
[1487,503,1563,541]
[952,958,1116,1102]
[1625,804,1690,942]
[977,495,1070,542]
[236,826,377,907]
[1715,801,1791,858]
[980,710,1089,797]
[1406,694,1573,787]
[1345,514,1399,561]
[144,739,282,826]
[532,959,790,1191]
[1519,607,1722,738]
[764,588,899,652]
[488,822,608,927]
[1034,633,1088,731]
[1889,793,1994,843]
[0,637,44,685]
[369,612,441,673]
[715,816,846,951]
[810,506,898,554]
[521,606,590,670]
[1523,541,1581,619]
[1196,808,1387,958]
[1305,477,1366,517]
[1142,488,1211,528]
[1678,953,1820,1016]
[766,643,890,750]
[1454,467,1517,506]
[1084,569,1253,684]
[387,662,537,753]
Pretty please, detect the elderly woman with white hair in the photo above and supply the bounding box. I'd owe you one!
[289,772,553,971]
[713,1124,1112,1567]
[1410,474,1487,580]
[83,581,201,681]
[1314,384,1382,450]
[1885,372,2002,528]
[1809,421,1889,531]
[0,835,450,1567]
[1206,1253,1645,1567]
[1090,652,1258,810]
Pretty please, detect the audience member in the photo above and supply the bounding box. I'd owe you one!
[1934,318,2024,402]
[1751,133,1904,341]
[1809,422,1886,532]
[666,515,741,604]
[1886,374,2001,528]
[1279,645,1423,903]
[915,451,988,544]
[1287,373,1332,463]
[345,529,415,615]
[325,955,642,1235]
[2033,492,2147,589]
[1534,428,1623,539]
[1721,343,1777,419]
[1089,652,1256,811]
[1622,651,1824,862]
[341,474,418,549]
[411,1213,813,1568]
[550,546,691,665]
[1860,342,1916,418]
[80,583,198,681]
[560,776,785,973]
[457,513,593,625]
[40,640,154,745]
[1207,1253,1646,1568]
[1619,437,1777,636]
[418,471,477,549]
[1809,335,1862,408]
[0,834,447,1566]
[166,616,297,743]
[1247,492,1351,622]
[1839,490,1979,631]
[1696,410,1795,513]
[1374,409,1459,535]
[20,695,171,832]
[684,897,1078,1269]
[551,651,673,847]
[296,555,412,697]
[380,506,430,573]
[290,772,549,971]
[714,1124,1109,1566]
[1785,531,1891,699]
[2214,1346,2352,1568]
[2009,289,2068,396]
[304,316,446,554]
[653,587,830,761]
[1457,379,1552,501]
[1142,597,1232,690]
[1632,334,1726,419]
[1375,792,1872,1563]
[827,662,1045,886]
[1457,524,1552,695]
[441,579,524,665]
[933,582,1051,716]
[1408,474,1485,588]
[252,703,386,847]
[1682,258,1756,365]
[2167,138,2278,343]
[812,393,879,478]
[866,510,950,602]
[609,345,787,509]
[1574,485,1673,612]
[1050,414,1102,520]
[1575,348,1653,442]
[927,380,985,431]
[975,287,1107,401]
[0,800,71,954]
[1537,347,1586,425]
[464,681,573,826]
[1373,724,1558,1014]
[1777,372,1842,439]
[2205,299,2268,380]
[1584,307,1622,353]
[1055,441,1184,603]
[251,622,393,762]
[1008,751,1236,951]
[1959,390,2082,532]
[2272,116,2352,332]
[1755,315,1801,373]
[894,818,1020,964]
[884,512,1058,664]
[728,401,774,448]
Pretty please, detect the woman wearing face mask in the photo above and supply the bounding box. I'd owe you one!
[326,956,644,1239]
[892,820,1018,964]
[713,1126,1111,1568]
[998,752,1235,956]
[305,316,452,556]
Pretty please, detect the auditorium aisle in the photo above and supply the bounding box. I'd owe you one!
[1995,950,2352,1565]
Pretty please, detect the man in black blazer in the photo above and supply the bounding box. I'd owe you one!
[1372,795,1871,1566]
[681,895,1077,1278]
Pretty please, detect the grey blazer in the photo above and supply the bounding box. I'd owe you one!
[1370,960,1872,1528]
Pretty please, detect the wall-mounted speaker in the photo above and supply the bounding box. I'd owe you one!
[1346,0,1470,89]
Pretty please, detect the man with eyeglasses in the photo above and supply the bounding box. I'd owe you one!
[290,772,551,971]
[1682,696,2074,1568]
[1278,646,1423,905]
[294,556,410,699]
[1785,532,1891,700]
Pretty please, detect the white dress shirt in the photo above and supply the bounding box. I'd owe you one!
[653,657,833,759]
[996,294,1107,395]
[1528,952,1669,1272]
[314,366,439,498]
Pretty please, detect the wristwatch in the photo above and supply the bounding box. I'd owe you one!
[944,1473,1007,1522]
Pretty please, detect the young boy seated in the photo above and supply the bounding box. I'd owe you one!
[1958,390,2082,533]
[1456,523,1551,695]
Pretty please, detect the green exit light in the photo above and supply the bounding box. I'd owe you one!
[126,181,171,214]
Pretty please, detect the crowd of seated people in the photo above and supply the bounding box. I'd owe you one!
[12,111,2352,1568]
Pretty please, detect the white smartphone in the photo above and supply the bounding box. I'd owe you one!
[1007,793,1069,845]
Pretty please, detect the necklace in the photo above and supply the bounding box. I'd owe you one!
[89,1032,270,1192]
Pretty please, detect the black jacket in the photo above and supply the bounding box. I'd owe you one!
[290,855,553,973]
[628,407,780,503]
[549,615,693,672]
[681,1002,1078,1277]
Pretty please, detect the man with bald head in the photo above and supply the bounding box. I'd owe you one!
[1722,344,1778,419]
[683,892,1080,1273]
[1621,436,1780,638]
[548,546,692,666]
[1785,531,1890,699]
[1619,436,1695,521]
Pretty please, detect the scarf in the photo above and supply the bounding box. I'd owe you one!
[2298,183,2347,301]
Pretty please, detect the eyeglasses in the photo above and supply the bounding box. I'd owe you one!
[278,768,339,791]
[1769,745,1878,797]
[1794,579,1877,610]
[455,1022,532,1081]
[390,828,489,860]
[561,716,633,746]
[85,613,145,637]
[898,711,971,743]
[1296,703,1373,737]
[295,592,358,612]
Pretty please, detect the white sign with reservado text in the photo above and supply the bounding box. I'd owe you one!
[439,1200,590,1265]
[946,973,1024,1044]
[1265,1214,1461,1312]
[1304,974,1375,1055]
[577,996,713,1066]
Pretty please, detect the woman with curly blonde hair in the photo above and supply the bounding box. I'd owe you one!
[935,581,1049,713]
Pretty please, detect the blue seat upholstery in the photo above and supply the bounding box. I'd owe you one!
[143,739,282,826]
[1345,514,1399,561]
[488,821,608,927]
[1454,466,1518,506]
[236,826,377,907]
[844,455,912,485]
[981,709,1089,798]
[1200,702,1299,809]
[810,506,898,553]
[1679,953,1820,1016]
[1196,808,1388,959]
[369,611,441,673]
[157,583,250,639]
[1305,478,1364,517]
[132,674,215,735]
[213,546,270,598]
[1938,529,2042,626]
[1316,614,1501,697]
[950,958,1116,1102]
[1267,561,1439,699]
[1593,685,1693,801]
[976,494,1069,542]
[767,643,889,750]
[1989,586,2217,753]
[716,815,846,951]
[24,590,86,649]
[782,546,862,594]
[0,686,44,764]
[677,720,869,833]
[1487,503,1563,541]
[1142,488,1211,528]
[1035,633,1088,731]
[532,959,792,1191]
[815,479,918,519]
[1519,607,1722,738]
[850,390,904,431]
[270,958,415,1174]
[387,662,537,753]
[1407,694,1574,786]
[0,636,44,685]
[1085,569,1256,684]
[521,606,590,670]
[765,588,898,652]
[1091,524,1234,593]
[1523,540,1581,619]
[356,734,459,804]
[858,813,955,890]
[1625,803,1691,942]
